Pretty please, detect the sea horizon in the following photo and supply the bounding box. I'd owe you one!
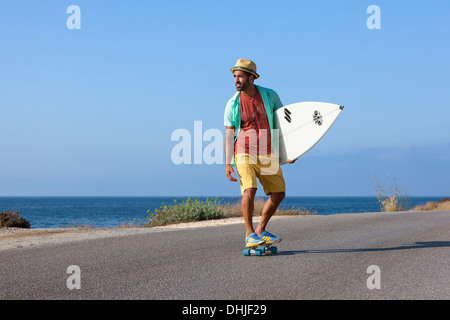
[1,195,446,229]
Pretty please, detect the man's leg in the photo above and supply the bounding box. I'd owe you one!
[241,188,257,237]
[255,192,285,235]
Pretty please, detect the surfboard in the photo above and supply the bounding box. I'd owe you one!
[274,102,344,165]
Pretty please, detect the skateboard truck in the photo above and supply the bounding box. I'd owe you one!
[243,243,278,256]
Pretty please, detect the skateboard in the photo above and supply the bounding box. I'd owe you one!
[243,243,278,256]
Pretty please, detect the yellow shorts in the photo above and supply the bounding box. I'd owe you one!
[235,153,286,196]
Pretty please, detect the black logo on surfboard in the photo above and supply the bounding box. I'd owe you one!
[284,108,291,123]
[313,110,323,126]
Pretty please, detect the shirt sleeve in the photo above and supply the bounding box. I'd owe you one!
[270,90,283,111]
[224,99,235,127]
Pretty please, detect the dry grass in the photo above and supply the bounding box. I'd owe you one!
[411,198,450,211]
[0,211,31,228]
[374,176,408,212]
[379,195,406,212]
[221,198,316,217]
[60,222,95,229]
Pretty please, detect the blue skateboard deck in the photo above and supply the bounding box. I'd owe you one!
[243,243,278,256]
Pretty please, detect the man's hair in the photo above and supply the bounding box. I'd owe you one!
[243,71,255,81]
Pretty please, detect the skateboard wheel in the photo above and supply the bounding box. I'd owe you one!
[255,249,263,256]
[243,249,251,256]
[258,246,266,253]
[270,246,278,254]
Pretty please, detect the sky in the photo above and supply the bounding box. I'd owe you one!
[1,0,449,197]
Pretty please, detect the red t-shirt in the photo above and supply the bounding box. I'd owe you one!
[235,91,272,155]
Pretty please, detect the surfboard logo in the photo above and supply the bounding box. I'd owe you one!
[284,108,291,123]
[313,110,323,126]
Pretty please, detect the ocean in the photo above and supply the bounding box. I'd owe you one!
[0,196,444,229]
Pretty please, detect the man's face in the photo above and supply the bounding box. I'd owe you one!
[234,70,253,91]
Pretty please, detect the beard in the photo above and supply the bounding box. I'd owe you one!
[236,79,250,91]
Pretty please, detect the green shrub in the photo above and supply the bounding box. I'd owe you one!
[0,210,31,228]
[142,197,224,227]
[140,197,316,227]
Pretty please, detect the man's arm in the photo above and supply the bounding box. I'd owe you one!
[224,126,237,181]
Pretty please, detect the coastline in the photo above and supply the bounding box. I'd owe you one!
[0,216,270,252]
[1,210,445,252]
[2,196,446,229]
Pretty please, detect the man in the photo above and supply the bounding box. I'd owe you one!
[224,59,295,248]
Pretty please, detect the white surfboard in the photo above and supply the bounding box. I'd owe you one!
[274,102,344,165]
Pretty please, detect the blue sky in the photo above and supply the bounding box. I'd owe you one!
[1,0,449,197]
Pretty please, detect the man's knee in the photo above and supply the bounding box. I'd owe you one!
[242,188,257,200]
[270,191,285,204]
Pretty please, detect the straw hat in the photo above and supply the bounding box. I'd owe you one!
[230,59,260,79]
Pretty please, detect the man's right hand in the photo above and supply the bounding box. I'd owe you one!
[225,164,237,182]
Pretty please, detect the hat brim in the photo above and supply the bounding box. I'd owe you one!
[231,67,260,79]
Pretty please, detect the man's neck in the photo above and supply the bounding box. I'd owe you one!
[241,84,258,97]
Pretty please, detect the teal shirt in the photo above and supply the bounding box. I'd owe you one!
[224,85,283,165]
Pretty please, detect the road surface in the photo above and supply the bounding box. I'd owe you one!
[1,211,449,300]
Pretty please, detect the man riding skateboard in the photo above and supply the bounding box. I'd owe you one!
[224,59,295,249]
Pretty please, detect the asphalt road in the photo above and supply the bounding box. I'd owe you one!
[1,211,449,300]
